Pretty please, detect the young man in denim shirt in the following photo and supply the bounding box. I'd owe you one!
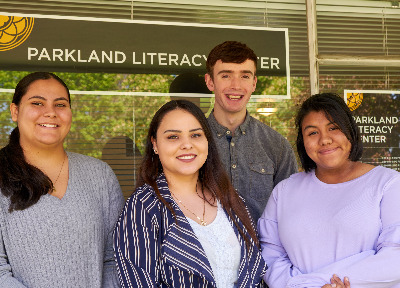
[205,41,298,222]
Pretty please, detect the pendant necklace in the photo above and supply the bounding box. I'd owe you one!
[51,153,66,193]
[171,182,207,226]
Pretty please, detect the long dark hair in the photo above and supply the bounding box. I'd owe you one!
[0,72,71,212]
[296,93,363,172]
[137,100,259,248]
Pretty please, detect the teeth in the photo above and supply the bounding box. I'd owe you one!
[227,94,242,100]
[39,124,57,128]
[177,155,195,160]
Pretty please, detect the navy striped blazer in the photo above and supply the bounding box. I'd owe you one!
[114,174,267,288]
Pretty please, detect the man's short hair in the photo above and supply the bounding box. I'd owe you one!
[206,41,257,79]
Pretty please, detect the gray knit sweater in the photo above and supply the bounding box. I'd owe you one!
[0,152,124,287]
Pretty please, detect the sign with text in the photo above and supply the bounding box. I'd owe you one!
[0,13,289,78]
[345,90,400,171]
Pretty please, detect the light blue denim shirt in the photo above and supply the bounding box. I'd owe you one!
[207,111,298,222]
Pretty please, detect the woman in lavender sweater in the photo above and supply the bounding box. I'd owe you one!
[258,93,400,288]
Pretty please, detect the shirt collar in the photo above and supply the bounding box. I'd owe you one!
[208,109,250,138]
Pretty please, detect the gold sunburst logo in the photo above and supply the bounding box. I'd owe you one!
[346,92,363,111]
[0,15,34,52]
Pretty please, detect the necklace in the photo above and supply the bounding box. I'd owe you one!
[171,182,207,226]
[51,153,66,193]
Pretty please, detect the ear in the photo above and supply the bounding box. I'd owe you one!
[205,73,215,92]
[151,137,158,154]
[10,103,19,122]
[252,76,257,93]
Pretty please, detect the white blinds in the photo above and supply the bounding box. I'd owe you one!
[2,0,399,83]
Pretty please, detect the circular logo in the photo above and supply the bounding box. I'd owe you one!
[346,92,363,111]
[0,15,34,51]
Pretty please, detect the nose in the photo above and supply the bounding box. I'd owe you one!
[230,76,241,89]
[43,105,57,118]
[320,132,332,146]
[180,136,193,150]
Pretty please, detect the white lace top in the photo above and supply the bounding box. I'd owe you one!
[187,201,241,288]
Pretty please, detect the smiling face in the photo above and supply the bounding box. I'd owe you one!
[10,78,72,150]
[152,109,208,180]
[205,59,257,118]
[302,111,353,174]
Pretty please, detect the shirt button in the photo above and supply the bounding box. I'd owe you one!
[231,142,235,147]
[217,133,222,137]
[232,164,237,169]
[261,168,265,173]
[226,131,231,135]
[242,131,246,135]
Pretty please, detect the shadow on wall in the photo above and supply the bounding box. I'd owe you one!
[101,136,142,199]
[169,72,212,113]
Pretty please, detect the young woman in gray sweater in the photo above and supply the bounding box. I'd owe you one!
[0,72,124,287]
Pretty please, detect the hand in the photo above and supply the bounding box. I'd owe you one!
[321,274,350,288]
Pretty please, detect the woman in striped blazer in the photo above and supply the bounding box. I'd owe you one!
[114,100,266,287]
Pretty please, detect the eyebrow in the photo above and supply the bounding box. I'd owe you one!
[217,70,254,76]
[163,128,203,134]
[28,95,69,102]
[303,121,335,131]
[303,125,316,131]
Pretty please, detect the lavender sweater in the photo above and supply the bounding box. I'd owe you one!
[0,152,124,288]
[258,166,400,288]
